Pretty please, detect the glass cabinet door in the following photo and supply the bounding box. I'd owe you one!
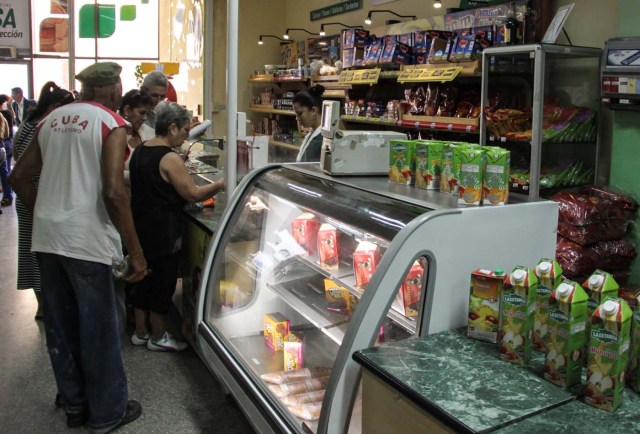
[203,167,429,432]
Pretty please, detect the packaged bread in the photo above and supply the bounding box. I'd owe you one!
[282,390,325,406]
[268,376,329,398]
[287,401,323,421]
[261,367,331,385]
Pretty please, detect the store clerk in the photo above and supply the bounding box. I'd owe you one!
[293,84,325,162]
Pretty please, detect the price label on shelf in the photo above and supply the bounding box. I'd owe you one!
[397,65,464,83]
[339,68,381,85]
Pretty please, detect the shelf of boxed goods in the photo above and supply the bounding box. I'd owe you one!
[248,74,308,84]
[341,114,479,134]
[248,104,297,116]
[268,138,299,151]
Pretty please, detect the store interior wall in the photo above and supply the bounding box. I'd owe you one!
[610,0,640,283]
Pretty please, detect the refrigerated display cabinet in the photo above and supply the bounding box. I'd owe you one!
[195,163,558,434]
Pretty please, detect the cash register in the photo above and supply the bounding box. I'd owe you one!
[319,101,406,176]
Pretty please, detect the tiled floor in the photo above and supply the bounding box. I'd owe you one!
[0,205,254,433]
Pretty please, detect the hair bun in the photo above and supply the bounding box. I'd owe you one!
[309,84,325,97]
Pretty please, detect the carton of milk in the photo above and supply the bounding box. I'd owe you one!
[582,270,620,363]
[533,258,563,352]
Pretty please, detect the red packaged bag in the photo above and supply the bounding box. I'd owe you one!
[551,192,621,226]
[555,236,597,276]
[591,239,637,271]
[581,185,639,222]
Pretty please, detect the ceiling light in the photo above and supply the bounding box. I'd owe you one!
[258,38,263,45]
[283,33,289,40]
[257,35,286,46]
[364,9,417,26]
[319,22,362,37]
[364,13,372,25]
[434,0,442,8]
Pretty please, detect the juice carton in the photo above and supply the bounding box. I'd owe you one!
[621,287,640,392]
[324,279,358,314]
[264,313,290,352]
[291,213,319,256]
[440,143,460,194]
[585,297,632,412]
[414,142,429,189]
[582,270,620,362]
[533,258,563,352]
[393,261,424,317]
[353,241,380,292]
[283,333,303,371]
[389,140,416,185]
[458,147,485,206]
[482,147,510,206]
[468,268,506,343]
[544,280,588,388]
[318,224,339,271]
[499,266,538,365]
[415,141,443,190]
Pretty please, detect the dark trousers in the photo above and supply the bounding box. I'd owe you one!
[0,139,12,200]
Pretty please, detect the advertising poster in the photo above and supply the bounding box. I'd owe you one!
[0,0,31,51]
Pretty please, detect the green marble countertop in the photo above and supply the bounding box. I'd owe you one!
[183,173,227,234]
[353,329,575,433]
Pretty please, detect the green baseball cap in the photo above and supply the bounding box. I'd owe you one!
[75,62,122,87]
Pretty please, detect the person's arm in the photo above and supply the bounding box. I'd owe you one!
[160,151,224,202]
[8,136,41,211]
[101,126,147,282]
[12,123,25,159]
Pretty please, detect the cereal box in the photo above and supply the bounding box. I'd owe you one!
[353,241,380,292]
[264,313,290,352]
[393,261,424,318]
[283,334,303,371]
[468,268,506,343]
[533,258,563,352]
[544,280,588,388]
[324,279,358,314]
[482,147,510,206]
[389,140,416,185]
[458,147,485,206]
[415,141,443,190]
[291,213,319,256]
[585,297,632,412]
[500,266,538,365]
[318,224,339,271]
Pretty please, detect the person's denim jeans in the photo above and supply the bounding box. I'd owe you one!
[0,139,13,200]
[37,253,128,430]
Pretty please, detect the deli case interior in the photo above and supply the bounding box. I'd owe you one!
[196,164,558,434]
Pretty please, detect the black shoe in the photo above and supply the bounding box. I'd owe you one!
[66,407,90,428]
[54,393,62,408]
[92,400,142,434]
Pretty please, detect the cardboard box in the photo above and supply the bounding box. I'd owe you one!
[397,32,414,47]
[353,241,380,291]
[264,313,290,352]
[318,224,339,270]
[283,334,303,371]
[379,42,413,64]
[291,213,319,256]
[428,36,452,64]
[393,261,424,317]
[324,279,358,314]
[342,28,369,49]
[468,268,506,343]
[500,266,538,365]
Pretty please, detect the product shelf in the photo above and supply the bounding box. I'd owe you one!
[248,75,307,83]
[341,115,479,133]
[249,105,297,116]
[269,138,300,151]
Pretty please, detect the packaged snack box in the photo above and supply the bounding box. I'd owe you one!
[324,279,358,314]
[291,213,319,256]
[353,241,380,291]
[482,147,510,206]
[389,140,416,185]
[342,28,369,49]
[468,268,506,343]
[283,334,303,371]
[585,297,632,412]
[622,287,640,392]
[393,261,424,318]
[458,147,485,206]
[533,258,563,352]
[500,266,538,365]
[397,32,414,47]
[544,280,588,388]
[264,313,290,352]
[412,31,429,53]
[318,224,339,270]
[582,270,620,362]
[415,141,443,190]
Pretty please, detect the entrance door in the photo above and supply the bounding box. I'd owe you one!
[1,61,33,99]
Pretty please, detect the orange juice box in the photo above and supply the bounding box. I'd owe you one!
[482,147,510,206]
[318,224,339,271]
[389,140,416,185]
[582,270,620,363]
[533,258,563,352]
[458,147,485,206]
[500,266,538,365]
[291,213,319,256]
[393,261,424,317]
[353,241,380,292]
[621,287,640,392]
[283,334,303,371]
[324,279,358,314]
[585,297,632,412]
[264,313,290,352]
[468,268,506,343]
[544,280,588,388]
[415,141,443,190]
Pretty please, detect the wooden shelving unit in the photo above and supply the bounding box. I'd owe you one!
[268,138,299,151]
[341,115,479,133]
[248,105,296,116]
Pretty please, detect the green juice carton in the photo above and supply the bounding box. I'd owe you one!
[468,268,506,343]
[533,258,563,352]
[458,147,485,206]
[389,140,416,185]
[415,141,443,190]
[585,297,632,412]
[499,266,538,365]
[621,287,640,392]
[440,143,465,194]
[414,141,429,189]
[582,270,620,363]
[482,147,510,206]
[544,280,588,388]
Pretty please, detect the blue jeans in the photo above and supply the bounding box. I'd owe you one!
[0,139,12,200]
[37,253,128,430]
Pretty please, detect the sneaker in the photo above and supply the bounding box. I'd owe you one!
[92,400,141,434]
[66,407,90,428]
[147,332,188,352]
[130,333,150,346]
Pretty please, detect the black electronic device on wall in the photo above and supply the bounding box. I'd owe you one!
[601,37,640,111]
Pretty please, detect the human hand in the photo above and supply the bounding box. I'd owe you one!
[124,251,149,283]
[246,195,268,212]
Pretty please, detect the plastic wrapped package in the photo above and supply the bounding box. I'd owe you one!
[591,239,638,271]
[556,236,597,276]
[424,83,440,116]
[580,185,639,222]
[436,84,458,117]
[557,218,628,246]
[551,192,624,226]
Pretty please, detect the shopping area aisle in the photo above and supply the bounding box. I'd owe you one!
[0,206,254,433]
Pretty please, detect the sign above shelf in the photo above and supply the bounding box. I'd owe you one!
[338,68,381,85]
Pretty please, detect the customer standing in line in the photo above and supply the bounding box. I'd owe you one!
[9,62,147,433]
[138,70,168,141]
[293,84,325,162]
[12,81,75,320]
[11,86,36,128]
[118,89,154,186]
[0,95,15,206]
[129,101,224,351]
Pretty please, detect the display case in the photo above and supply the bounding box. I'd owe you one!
[196,163,558,434]
[480,44,602,198]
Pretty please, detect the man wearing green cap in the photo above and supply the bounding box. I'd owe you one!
[10,62,146,433]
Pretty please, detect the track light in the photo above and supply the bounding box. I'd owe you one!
[364,10,417,26]
[258,34,286,45]
[283,28,317,40]
[319,22,363,37]
[434,0,442,8]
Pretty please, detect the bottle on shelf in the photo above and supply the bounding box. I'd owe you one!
[521,0,536,44]
[503,10,519,46]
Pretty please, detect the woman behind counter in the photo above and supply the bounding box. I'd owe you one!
[129,102,224,351]
[293,84,324,162]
